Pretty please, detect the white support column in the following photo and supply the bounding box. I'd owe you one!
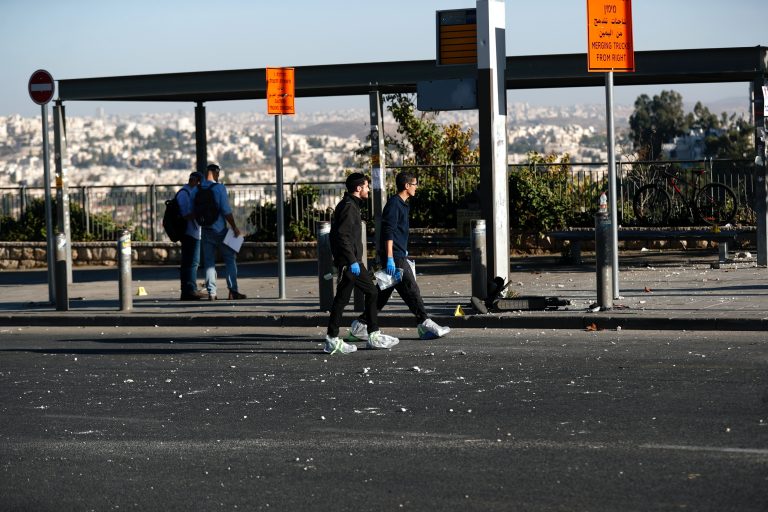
[476,0,509,286]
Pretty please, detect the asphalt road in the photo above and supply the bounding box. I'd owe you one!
[1,326,767,511]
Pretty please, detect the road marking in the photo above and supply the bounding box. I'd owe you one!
[640,443,768,456]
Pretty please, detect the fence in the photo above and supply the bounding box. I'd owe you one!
[0,159,756,241]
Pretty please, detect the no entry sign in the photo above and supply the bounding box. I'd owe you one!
[28,69,55,105]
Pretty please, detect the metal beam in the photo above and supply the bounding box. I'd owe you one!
[57,47,767,104]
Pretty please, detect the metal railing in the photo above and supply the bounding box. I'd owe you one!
[0,159,756,240]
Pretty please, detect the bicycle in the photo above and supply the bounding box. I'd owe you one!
[632,165,737,226]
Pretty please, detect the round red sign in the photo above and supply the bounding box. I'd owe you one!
[28,69,55,105]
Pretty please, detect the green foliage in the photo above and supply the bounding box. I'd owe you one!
[0,197,137,241]
[629,90,687,159]
[629,92,753,160]
[362,93,480,166]
[508,153,576,234]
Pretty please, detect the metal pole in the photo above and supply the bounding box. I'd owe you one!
[275,114,287,300]
[118,229,133,311]
[19,184,27,221]
[41,104,55,304]
[53,101,72,285]
[754,79,767,266]
[149,184,157,241]
[470,219,488,299]
[605,71,620,298]
[194,102,207,174]
[369,90,387,258]
[82,185,91,236]
[317,221,334,311]
[595,207,613,311]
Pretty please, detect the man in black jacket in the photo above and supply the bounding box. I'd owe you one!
[324,172,399,354]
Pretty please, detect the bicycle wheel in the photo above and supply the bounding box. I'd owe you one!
[633,184,671,226]
[695,183,737,225]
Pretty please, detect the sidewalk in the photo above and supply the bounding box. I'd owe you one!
[0,253,766,331]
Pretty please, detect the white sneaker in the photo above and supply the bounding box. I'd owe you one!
[417,318,451,340]
[324,335,357,354]
[366,331,399,349]
[343,319,369,342]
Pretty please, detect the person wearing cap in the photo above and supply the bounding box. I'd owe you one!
[200,163,246,300]
[324,172,399,354]
[177,171,206,300]
[344,170,450,341]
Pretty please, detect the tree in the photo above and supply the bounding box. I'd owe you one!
[704,114,753,159]
[628,90,687,159]
[355,93,479,166]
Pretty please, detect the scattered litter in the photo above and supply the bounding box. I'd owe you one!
[585,322,602,331]
[643,286,653,293]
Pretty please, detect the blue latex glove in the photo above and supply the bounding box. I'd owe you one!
[386,257,396,276]
[349,262,360,276]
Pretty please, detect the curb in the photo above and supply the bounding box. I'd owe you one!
[0,312,766,331]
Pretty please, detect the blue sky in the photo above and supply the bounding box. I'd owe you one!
[1,0,764,117]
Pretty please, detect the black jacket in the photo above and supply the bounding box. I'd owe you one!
[329,192,364,268]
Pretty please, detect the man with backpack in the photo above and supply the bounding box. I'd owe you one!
[198,163,246,301]
[177,171,207,301]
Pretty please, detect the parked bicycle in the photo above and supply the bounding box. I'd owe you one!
[632,165,737,226]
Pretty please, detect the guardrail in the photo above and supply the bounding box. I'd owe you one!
[0,160,756,241]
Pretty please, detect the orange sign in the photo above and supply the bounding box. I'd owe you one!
[266,67,295,115]
[586,0,634,72]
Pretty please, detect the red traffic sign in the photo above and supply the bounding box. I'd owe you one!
[28,69,55,105]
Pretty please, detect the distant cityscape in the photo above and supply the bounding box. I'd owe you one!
[0,99,747,189]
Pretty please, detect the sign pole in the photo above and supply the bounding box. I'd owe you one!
[29,70,57,304]
[587,0,634,300]
[605,71,620,298]
[41,104,55,304]
[369,89,387,257]
[266,67,295,300]
[275,113,286,300]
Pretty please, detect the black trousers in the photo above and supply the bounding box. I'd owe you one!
[367,256,428,325]
[326,263,378,338]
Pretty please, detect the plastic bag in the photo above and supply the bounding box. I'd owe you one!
[374,268,403,290]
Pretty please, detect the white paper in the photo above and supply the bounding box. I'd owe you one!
[223,228,244,253]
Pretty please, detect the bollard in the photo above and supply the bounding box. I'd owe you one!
[118,229,133,311]
[317,221,334,311]
[595,209,613,310]
[470,219,488,299]
[54,232,69,311]
[354,220,367,312]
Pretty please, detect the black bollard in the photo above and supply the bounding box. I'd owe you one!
[317,221,334,311]
[55,232,69,311]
